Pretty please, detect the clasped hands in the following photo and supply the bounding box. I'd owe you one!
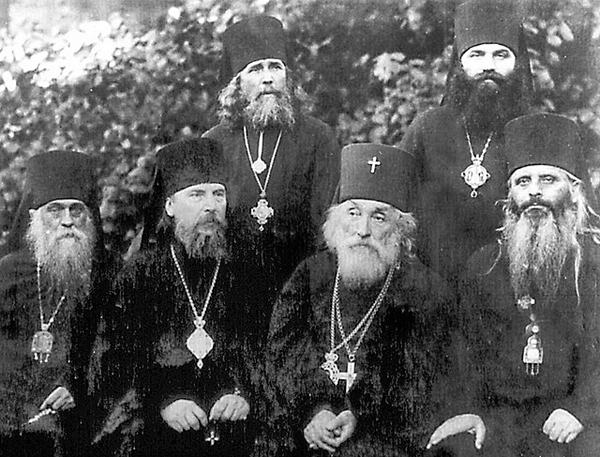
[426,409,583,450]
[160,393,250,433]
[304,409,356,453]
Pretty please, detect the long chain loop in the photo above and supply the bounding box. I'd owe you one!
[243,126,283,198]
[170,244,221,327]
[328,261,396,360]
[36,262,66,331]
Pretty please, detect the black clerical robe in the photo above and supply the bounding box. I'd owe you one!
[399,105,509,282]
[114,240,254,457]
[265,251,455,457]
[203,116,340,347]
[458,238,600,457]
[0,249,105,457]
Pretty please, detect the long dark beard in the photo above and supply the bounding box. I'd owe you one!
[174,212,228,260]
[503,202,578,299]
[26,212,96,293]
[449,68,524,133]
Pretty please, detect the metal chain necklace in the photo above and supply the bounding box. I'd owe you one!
[170,244,221,369]
[460,118,494,198]
[31,262,67,363]
[321,262,396,393]
[243,126,283,231]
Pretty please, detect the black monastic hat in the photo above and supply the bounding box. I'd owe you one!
[339,144,416,213]
[157,137,227,197]
[220,15,288,85]
[26,150,97,209]
[2,151,99,255]
[505,113,583,179]
[455,0,521,57]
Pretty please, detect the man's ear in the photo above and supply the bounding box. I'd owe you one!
[165,197,174,217]
[29,209,35,220]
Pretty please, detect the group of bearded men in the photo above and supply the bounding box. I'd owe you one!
[2,1,600,457]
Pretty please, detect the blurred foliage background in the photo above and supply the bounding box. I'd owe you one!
[0,0,598,256]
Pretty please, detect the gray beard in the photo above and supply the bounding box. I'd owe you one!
[336,240,400,290]
[174,215,228,260]
[26,215,96,293]
[243,92,296,131]
[504,207,578,298]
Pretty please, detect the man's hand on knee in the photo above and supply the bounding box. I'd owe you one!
[543,409,583,444]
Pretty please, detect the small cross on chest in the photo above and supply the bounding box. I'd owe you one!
[205,428,220,446]
[338,361,357,393]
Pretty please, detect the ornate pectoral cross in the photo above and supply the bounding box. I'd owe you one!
[250,194,274,231]
[322,353,357,393]
[338,361,357,393]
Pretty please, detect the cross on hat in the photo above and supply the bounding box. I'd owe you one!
[340,143,415,212]
[368,156,381,174]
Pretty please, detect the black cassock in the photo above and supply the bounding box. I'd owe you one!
[0,249,107,457]
[399,104,509,282]
[265,251,457,457]
[203,116,340,349]
[458,238,600,457]
[111,240,255,457]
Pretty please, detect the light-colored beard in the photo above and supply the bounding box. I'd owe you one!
[174,212,228,260]
[243,89,296,131]
[26,211,96,293]
[504,205,578,298]
[335,235,400,290]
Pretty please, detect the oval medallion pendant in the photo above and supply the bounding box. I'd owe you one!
[461,160,490,198]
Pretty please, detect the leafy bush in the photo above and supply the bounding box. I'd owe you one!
[0,0,597,255]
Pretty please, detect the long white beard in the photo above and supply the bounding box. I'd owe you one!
[504,206,578,298]
[336,236,400,290]
[26,212,96,292]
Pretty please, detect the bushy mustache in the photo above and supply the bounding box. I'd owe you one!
[193,211,226,230]
[474,70,506,84]
[508,195,575,224]
[174,210,228,260]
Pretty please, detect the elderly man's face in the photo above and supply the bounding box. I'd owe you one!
[238,58,287,101]
[327,199,401,288]
[27,198,96,290]
[37,199,91,234]
[338,199,397,246]
[461,43,516,79]
[509,165,572,216]
[505,165,578,298]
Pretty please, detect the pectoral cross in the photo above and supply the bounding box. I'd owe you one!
[338,361,357,393]
[205,428,220,446]
[368,156,381,174]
